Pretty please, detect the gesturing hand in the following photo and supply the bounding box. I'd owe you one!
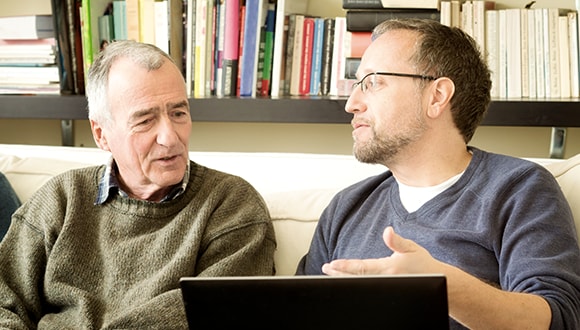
[321,226,443,276]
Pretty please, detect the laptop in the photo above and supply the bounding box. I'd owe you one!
[180,274,449,329]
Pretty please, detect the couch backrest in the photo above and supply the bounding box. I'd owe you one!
[1,144,579,276]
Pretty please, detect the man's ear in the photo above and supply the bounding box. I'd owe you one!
[90,120,111,151]
[426,77,455,119]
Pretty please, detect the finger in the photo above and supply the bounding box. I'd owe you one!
[383,226,415,254]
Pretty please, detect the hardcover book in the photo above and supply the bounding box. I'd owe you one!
[346,9,440,32]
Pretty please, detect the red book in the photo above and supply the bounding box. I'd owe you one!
[350,31,372,58]
[299,17,315,95]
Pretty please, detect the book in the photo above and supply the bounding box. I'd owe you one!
[298,16,315,95]
[222,0,240,97]
[309,17,324,96]
[568,11,579,98]
[238,0,265,97]
[194,0,208,97]
[329,16,349,96]
[485,9,499,98]
[320,17,335,96]
[345,9,440,32]
[342,0,440,10]
[260,4,276,97]
[98,5,114,50]
[112,0,128,40]
[154,0,169,53]
[139,0,156,44]
[558,15,571,98]
[497,9,507,98]
[505,8,522,98]
[439,0,451,26]
[0,15,54,40]
[167,0,184,72]
[270,0,309,97]
[289,14,304,95]
[50,0,75,94]
[533,7,545,98]
[125,0,140,41]
[282,14,297,95]
[526,8,537,99]
[184,0,196,97]
[214,0,226,97]
[349,31,371,58]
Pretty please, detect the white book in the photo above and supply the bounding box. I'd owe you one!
[461,1,473,38]
[498,9,507,98]
[533,8,545,98]
[569,11,580,98]
[440,1,451,27]
[527,9,537,99]
[194,0,208,98]
[505,9,522,98]
[379,0,439,9]
[471,0,486,55]
[154,0,170,53]
[558,15,571,98]
[520,9,529,98]
[139,0,156,44]
[185,0,195,97]
[329,16,346,96]
[486,10,500,98]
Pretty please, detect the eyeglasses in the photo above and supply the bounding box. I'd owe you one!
[352,71,439,93]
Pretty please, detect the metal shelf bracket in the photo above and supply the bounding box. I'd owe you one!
[549,127,567,159]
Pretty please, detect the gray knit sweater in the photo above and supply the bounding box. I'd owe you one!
[0,161,276,329]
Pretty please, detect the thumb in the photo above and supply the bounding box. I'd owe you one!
[382,226,415,254]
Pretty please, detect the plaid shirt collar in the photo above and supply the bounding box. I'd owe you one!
[95,157,190,205]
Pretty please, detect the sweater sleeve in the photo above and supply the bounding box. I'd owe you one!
[194,174,276,277]
[0,184,58,329]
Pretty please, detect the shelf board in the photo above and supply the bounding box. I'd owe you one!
[0,95,579,127]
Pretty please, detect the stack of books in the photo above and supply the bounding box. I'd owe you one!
[0,14,60,95]
[342,0,441,95]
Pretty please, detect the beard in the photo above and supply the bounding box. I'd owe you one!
[353,114,427,165]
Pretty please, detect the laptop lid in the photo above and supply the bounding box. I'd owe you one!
[180,275,449,329]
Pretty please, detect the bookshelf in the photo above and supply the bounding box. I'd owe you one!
[1,95,579,127]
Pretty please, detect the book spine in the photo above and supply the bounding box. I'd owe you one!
[309,18,324,96]
[215,0,226,97]
[125,0,140,41]
[222,0,240,97]
[270,0,286,97]
[289,14,304,96]
[342,0,384,9]
[260,5,276,96]
[80,0,93,78]
[345,9,440,32]
[112,0,127,40]
[282,14,296,95]
[239,0,262,97]
[194,0,207,97]
[299,17,314,96]
[320,18,334,96]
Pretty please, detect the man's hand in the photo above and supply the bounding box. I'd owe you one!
[321,226,443,276]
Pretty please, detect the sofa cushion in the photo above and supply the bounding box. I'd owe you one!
[545,153,580,244]
[0,156,92,203]
[265,189,339,275]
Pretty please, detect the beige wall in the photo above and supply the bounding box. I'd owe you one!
[1,0,579,159]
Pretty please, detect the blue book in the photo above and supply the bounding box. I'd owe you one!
[310,18,324,96]
[238,0,263,97]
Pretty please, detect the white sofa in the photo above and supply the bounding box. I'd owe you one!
[1,144,579,276]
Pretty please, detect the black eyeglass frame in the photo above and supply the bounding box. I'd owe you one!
[352,71,439,93]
